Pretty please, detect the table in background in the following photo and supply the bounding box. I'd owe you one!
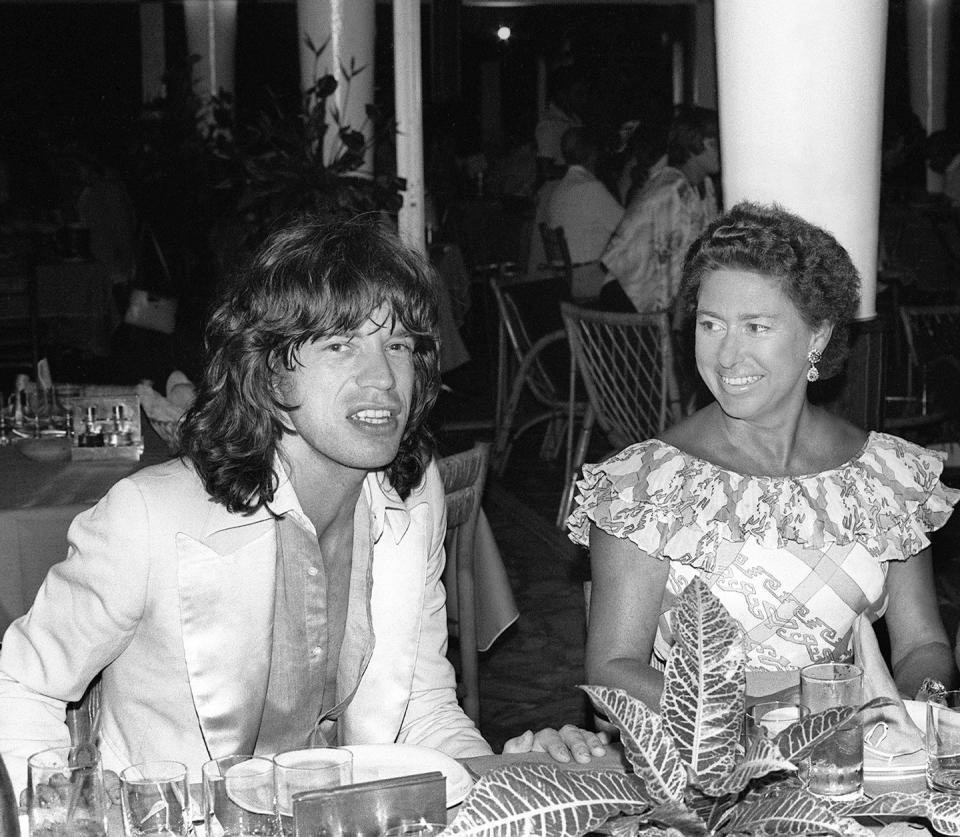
[36,259,119,357]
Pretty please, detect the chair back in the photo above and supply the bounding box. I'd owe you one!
[488,276,566,409]
[538,222,573,290]
[561,302,681,450]
[436,442,491,726]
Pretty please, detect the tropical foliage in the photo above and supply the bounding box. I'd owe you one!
[443,578,960,837]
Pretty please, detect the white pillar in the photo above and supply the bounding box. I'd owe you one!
[183,0,237,99]
[140,1,165,103]
[671,41,684,107]
[691,0,717,109]
[297,0,375,172]
[394,0,426,254]
[906,0,952,193]
[715,0,886,319]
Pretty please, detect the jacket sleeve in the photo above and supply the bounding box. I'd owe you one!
[394,462,492,757]
[0,479,150,793]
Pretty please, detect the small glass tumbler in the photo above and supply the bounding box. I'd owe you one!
[272,749,352,837]
[800,662,864,800]
[119,761,192,837]
[28,745,108,837]
[927,689,960,792]
[202,756,277,837]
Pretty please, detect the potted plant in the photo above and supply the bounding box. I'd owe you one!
[443,578,960,837]
[226,35,404,251]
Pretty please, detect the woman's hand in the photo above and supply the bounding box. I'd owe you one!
[502,725,609,764]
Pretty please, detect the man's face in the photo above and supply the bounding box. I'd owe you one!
[698,136,721,176]
[276,304,416,480]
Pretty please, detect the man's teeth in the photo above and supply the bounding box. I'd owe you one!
[721,375,761,386]
[353,409,391,422]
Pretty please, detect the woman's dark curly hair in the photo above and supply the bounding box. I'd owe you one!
[677,201,861,379]
[179,215,441,512]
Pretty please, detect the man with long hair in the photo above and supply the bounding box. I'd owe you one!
[0,216,605,793]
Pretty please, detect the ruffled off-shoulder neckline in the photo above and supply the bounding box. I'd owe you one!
[567,431,960,568]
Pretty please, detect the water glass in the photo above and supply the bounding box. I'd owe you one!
[800,662,864,799]
[119,761,192,837]
[272,749,352,837]
[927,689,960,792]
[202,756,277,837]
[27,745,108,837]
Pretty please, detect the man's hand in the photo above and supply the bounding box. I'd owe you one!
[502,725,609,764]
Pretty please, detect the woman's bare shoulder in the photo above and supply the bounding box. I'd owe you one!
[658,405,720,459]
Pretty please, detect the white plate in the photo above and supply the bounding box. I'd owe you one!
[341,744,473,807]
[863,699,926,776]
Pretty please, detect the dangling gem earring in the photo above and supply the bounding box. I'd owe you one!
[807,349,822,383]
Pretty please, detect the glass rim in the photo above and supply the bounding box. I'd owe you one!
[272,748,353,770]
[202,754,274,779]
[799,662,863,682]
[120,760,189,783]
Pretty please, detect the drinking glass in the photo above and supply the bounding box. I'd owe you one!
[800,662,864,799]
[27,745,108,837]
[926,689,960,792]
[119,761,191,837]
[202,756,277,837]
[272,749,352,837]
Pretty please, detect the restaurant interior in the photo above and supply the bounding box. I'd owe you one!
[4,0,960,832]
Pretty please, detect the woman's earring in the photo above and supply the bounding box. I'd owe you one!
[807,349,822,383]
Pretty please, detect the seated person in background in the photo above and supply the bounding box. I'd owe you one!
[599,106,720,315]
[535,65,588,184]
[0,216,606,795]
[570,202,959,711]
[545,127,624,301]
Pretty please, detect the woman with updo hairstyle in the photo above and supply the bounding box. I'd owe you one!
[569,201,959,710]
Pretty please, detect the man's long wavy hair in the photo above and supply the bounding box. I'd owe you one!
[179,216,441,513]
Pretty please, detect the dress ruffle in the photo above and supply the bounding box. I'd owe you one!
[567,432,960,570]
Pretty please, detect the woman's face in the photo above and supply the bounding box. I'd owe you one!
[695,269,831,425]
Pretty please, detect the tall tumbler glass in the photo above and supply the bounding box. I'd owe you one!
[119,761,192,837]
[926,689,960,792]
[272,750,352,837]
[202,756,276,837]
[27,745,108,837]
[800,662,864,799]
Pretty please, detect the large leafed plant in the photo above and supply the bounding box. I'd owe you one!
[444,578,960,837]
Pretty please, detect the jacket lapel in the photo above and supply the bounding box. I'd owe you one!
[177,506,277,758]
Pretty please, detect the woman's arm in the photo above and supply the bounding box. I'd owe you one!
[585,524,670,711]
[883,546,956,698]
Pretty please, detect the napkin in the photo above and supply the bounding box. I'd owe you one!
[853,614,924,760]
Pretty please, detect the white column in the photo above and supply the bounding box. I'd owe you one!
[296,0,376,172]
[906,0,953,193]
[691,0,717,109]
[394,0,426,254]
[183,0,238,99]
[140,1,165,103]
[715,0,886,319]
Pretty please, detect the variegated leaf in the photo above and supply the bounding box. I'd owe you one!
[778,697,898,761]
[718,786,863,836]
[842,790,960,836]
[444,764,651,837]
[581,685,687,804]
[660,578,746,790]
[703,733,796,796]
